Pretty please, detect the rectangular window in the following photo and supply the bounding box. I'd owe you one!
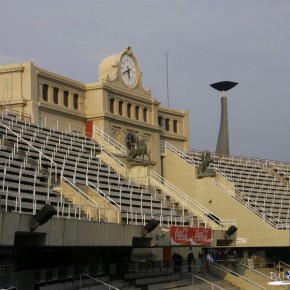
[135,105,139,120]
[110,98,115,114]
[119,101,123,116]
[143,108,147,122]
[43,84,49,101]
[53,87,59,104]
[63,91,69,107]
[73,94,79,110]
[173,120,178,133]
[165,118,170,131]
[158,116,163,127]
[127,103,131,118]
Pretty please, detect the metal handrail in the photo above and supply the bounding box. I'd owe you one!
[237,261,275,279]
[0,106,32,122]
[190,147,287,167]
[193,274,225,289]
[165,141,236,185]
[210,262,266,290]
[0,189,98,221]
[101,145,127,170]
[93,126,126,155]
[0,119,58,181]
[61,176,99,208]
[87,181,121,212]
[148,170,236,229]
[266,159,290,181]
[80,273,120,289]
[166,142,290,229]
[215,180,283,229]
[38,115,86,136]
[164,141,198,166]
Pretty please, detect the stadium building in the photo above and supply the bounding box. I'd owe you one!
[0,47,289,289]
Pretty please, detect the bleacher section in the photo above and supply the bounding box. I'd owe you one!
[188,149,290,229]
[35,265,244,290]
[0,112,194,227]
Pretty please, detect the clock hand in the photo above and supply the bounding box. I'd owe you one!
[122,66,131,78]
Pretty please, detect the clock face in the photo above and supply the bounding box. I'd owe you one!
[126,133,136,150]
[120,55,137,87]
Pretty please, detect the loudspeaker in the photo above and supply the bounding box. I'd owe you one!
[226,225,238,236]
[144,219,159,234]
[132,237,152,247]
[34,204,57,225]
[216,239,233,246]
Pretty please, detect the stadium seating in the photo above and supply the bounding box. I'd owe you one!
[188,150,290,228]
[0,112,193,227]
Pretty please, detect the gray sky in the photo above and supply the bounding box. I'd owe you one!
[1,0,290,161]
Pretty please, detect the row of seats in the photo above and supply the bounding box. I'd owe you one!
[189,150,290,227]
[0,112,192,226]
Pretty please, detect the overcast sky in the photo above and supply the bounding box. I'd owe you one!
[1,0,290,161]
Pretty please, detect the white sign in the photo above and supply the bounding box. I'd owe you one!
[236,237,247,244]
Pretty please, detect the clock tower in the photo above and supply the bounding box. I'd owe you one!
[85,47,189,174]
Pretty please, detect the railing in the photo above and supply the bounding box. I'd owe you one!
[0,120,58,181]
[80,273,120,290]
[0,260,182,289]
[93,126,126,155]
[148,170,236,229]
[0,189,98,221]
[164,141,198,167]
[100,145,127,173]
[193,275,224,289]
[215,180,285,229]
[165,141,236,186]
[0,259,275,290]
[87,180,121,224]
[237,261,275,277]
[190,147,285,168]
[38,114,86,136]
[167,143,290,230]
[37,114,127,158]
[278,261,290,273]
[0,106,32,122]
[210,261,266,290]
[266,159,290,181]
[61,176,99,208]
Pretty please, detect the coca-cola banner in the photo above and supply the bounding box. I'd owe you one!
[170,226,212,246]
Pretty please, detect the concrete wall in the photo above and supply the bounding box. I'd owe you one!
[0,211,144,247]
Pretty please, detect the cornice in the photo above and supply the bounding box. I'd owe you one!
[37,68,85,91]
[38,101,86,118]
[0,66,24,74]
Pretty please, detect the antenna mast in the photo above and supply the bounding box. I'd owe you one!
[165,52,170,107]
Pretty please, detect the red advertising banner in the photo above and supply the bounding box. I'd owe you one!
[170,226,212,246]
